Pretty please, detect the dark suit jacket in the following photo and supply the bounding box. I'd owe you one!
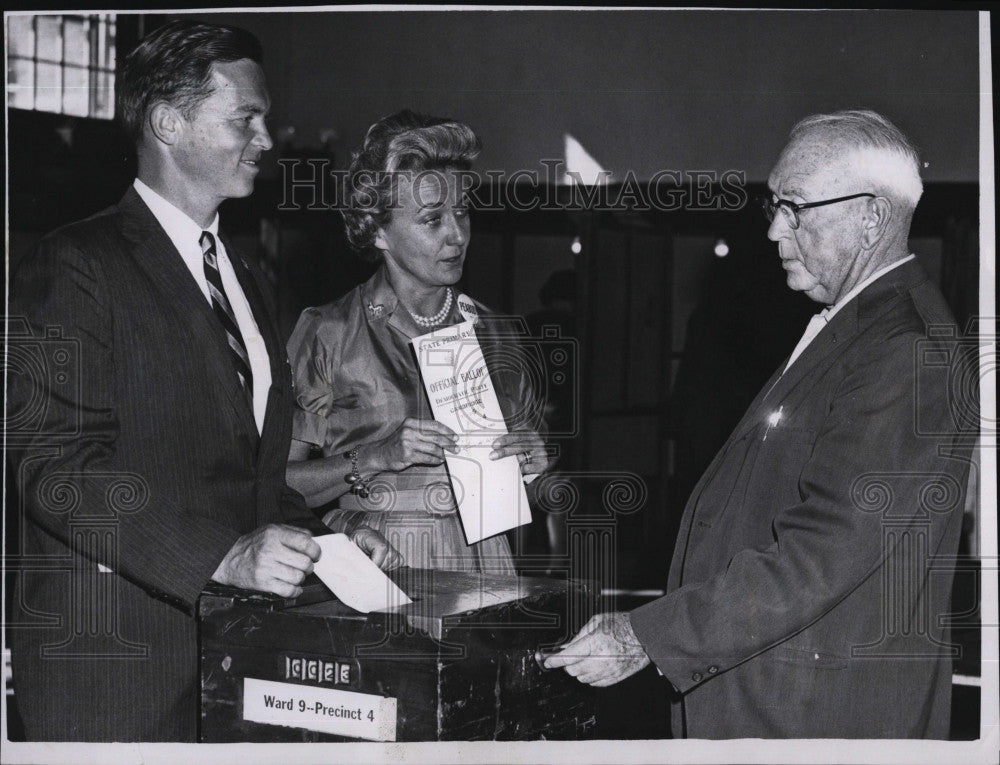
[7,187,328,741]
[630,258,971,738]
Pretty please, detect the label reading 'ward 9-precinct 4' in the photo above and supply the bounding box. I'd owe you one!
[242,677,397,741]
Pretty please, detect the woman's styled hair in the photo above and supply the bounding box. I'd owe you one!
[342,110,481,258]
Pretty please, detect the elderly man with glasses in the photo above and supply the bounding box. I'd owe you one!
[545,110,973,739]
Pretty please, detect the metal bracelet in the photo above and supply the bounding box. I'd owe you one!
[343,447,371,498]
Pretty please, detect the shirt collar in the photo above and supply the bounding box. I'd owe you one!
[133,178,220,251]
[821,254,917,323]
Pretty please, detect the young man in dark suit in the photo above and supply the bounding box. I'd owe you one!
[7,20,399,741]
[545,110,973,738]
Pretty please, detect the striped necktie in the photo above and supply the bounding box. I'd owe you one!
[200,231,254,397]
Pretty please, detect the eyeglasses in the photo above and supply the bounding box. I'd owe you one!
[760,192,876,230]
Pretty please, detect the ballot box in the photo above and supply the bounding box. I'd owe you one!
[199,568,598,742]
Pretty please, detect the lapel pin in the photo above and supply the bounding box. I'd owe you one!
[763,405,784,441]
[367,300,384,318]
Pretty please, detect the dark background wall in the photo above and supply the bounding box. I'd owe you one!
[7,8,982,319]
[184,9,980,184]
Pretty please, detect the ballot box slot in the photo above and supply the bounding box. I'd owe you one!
[373,570,571,641]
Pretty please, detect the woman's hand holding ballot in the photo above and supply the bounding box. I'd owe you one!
[360,419,551,477]
[364,417,460,472]
[489,430,552,475]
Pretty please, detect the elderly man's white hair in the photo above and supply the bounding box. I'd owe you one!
[790,110,924,210]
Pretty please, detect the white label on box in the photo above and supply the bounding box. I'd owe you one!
[242,677,397,741]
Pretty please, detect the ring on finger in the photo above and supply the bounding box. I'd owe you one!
[519,451,532,463]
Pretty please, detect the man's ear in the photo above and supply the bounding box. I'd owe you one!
[148,101,183,146]
[861,196,892,250]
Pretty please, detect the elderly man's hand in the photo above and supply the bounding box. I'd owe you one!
[541,612,651,687]
[350,526,403,571]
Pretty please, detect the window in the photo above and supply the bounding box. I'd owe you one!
[6,14,116,119]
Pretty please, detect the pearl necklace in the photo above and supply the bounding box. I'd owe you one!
[409,288,453,328]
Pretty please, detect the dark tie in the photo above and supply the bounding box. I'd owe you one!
[200,231,254,397]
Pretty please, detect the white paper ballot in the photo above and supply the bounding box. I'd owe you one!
[412,320,532,544]
[313,534,412,613]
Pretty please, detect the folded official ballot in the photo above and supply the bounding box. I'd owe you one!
[411,319,532,544]
[313,534,412,613]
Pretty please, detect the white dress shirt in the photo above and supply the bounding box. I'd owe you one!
[134,178,271,433]
[783,254,916,373]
